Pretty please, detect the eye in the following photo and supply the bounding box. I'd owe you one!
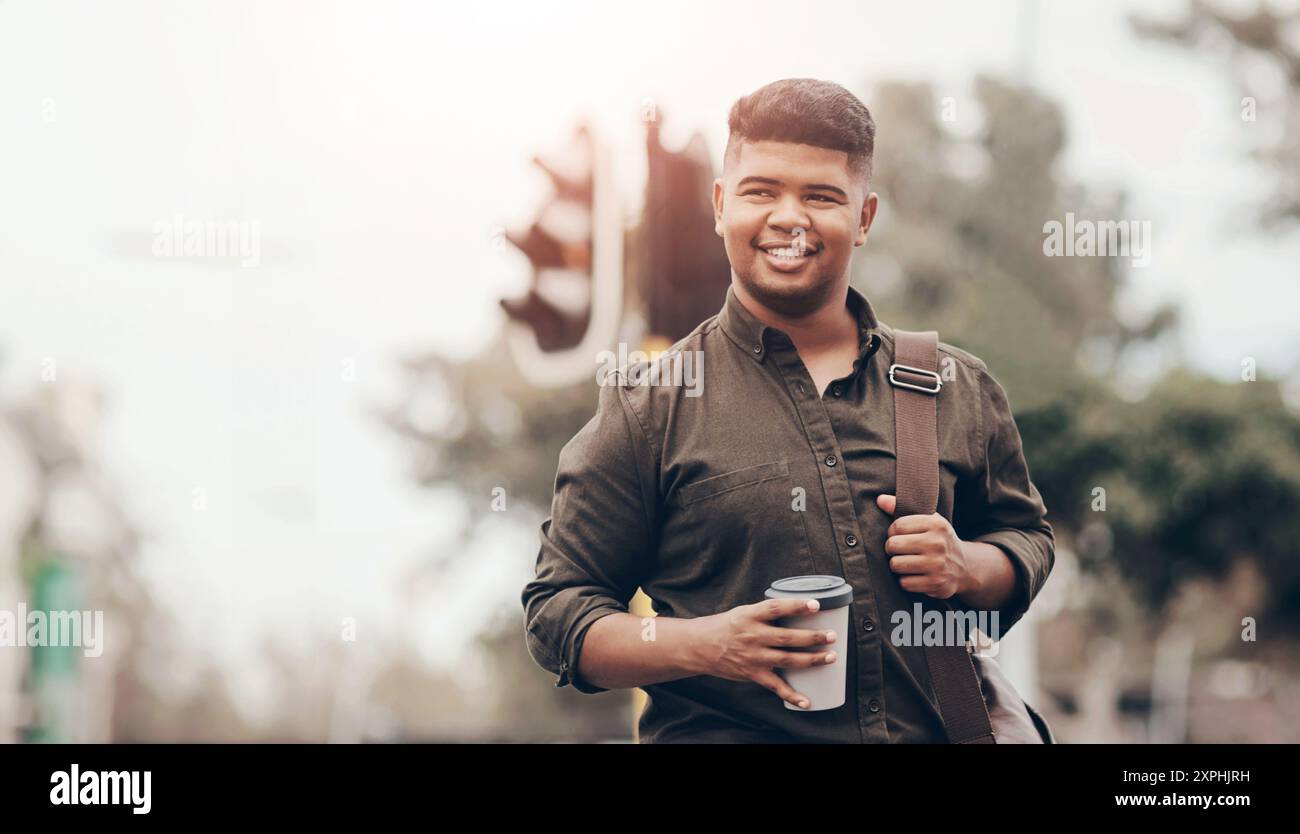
[808,194,837,203]
[741,189,774,197]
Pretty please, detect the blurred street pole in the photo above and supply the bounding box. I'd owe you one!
[1149,625,1194,743]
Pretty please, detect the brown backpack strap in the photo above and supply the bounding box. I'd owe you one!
[890,330,996,745]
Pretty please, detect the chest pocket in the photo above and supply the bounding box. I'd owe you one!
[665,460,816,608]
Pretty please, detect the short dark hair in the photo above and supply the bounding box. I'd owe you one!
[724,78,875,182]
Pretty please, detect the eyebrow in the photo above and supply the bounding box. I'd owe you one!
[736,176,848,199]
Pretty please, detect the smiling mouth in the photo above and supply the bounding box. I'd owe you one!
[755,242,820,269]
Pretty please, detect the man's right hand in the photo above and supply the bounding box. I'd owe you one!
[690,598,838,710]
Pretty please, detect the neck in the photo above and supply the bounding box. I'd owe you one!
[732,277,858,352]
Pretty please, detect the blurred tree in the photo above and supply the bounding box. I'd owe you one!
[1132,0,1300,225]
[859,77,1179,409]
[1019,370,1300,627]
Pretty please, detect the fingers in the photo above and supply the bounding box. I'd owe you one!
[753,624,837,649]
[753,597,820,622]
[879,494,944,540]
[887,554,935,575]
[886,547,952,597]
[898,574,953,597]
[884,532,943,556]
[889,554,953,596]
[754,670,811,710]
[752,647,839,712]
[762,648,838,670]
[886,514,939,536]
[898,575,933,593]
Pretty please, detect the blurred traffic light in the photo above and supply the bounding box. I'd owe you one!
[499,114,731,386]
[499,126,624,386]
[500,126,616,353]
[633,118,731,342]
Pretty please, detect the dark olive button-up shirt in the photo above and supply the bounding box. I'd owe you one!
[521,283,1055,743]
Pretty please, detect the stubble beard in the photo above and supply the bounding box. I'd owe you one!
[733,258,839,319]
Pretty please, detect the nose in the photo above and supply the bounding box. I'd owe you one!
[768,192,811,233]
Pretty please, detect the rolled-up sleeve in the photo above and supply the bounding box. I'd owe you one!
[521,379,658,694]
[966,367,1055,637]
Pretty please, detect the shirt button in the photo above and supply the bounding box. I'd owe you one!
[845,534,858,547]
[796,382,805,395]
[869,699,881,713]
[832,384,843,397]
[862,617,875,632]
[825,455,837,467]
[753,344,762,354]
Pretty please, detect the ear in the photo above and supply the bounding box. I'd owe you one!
[712,177,726,237]
[854,191,879,247]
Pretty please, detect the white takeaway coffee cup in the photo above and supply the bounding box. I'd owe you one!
[764,575,854,711]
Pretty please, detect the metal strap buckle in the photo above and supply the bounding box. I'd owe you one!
[888,363,942,395]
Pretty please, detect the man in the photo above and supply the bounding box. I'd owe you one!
[521,78,1055,743]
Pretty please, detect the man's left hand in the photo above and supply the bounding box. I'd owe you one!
[875,493,973,600]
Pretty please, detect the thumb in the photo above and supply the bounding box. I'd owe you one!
[876,493,896,516]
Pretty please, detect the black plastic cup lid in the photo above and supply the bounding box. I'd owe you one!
[764,575,854,610]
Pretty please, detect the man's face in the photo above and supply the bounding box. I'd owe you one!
[713,140,877,316]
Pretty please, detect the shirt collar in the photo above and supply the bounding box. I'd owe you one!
[718,282,882,365]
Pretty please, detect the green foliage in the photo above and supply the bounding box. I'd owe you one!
[1020,371,1300,624]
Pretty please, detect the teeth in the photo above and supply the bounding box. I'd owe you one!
[767,247,806,258]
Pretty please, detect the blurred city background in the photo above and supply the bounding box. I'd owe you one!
[1,0,1298,742]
